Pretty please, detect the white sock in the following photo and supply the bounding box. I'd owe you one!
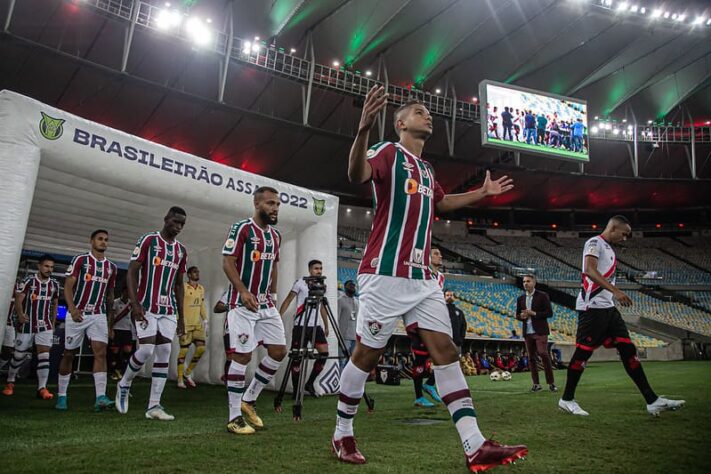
[119,343,154,388]
[227,360,247,422]
[243,355,281,404]
[7,351,26,383]
[57,373,71,397]
[334,361,369,440]
[36,352,50,390]
[148,343,171,408]
[93,372,107,398]
[434,360,486,454]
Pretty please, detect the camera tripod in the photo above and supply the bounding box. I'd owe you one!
[274,277,374,421]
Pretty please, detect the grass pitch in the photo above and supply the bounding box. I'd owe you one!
[487,138,589,161]
[1,361,709,473]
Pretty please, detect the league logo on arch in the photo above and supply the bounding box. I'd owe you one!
[313,198,326,216]
[39,112,65,140]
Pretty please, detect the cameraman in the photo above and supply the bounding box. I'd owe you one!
[279,260,330,397]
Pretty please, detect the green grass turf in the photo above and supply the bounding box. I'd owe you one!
[1,361,709,473]
[487,138,589,161]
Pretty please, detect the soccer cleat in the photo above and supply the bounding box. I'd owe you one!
[145,405,175,421]
[94,395,115,412]
[304,382,320,397]
[177,379,187,389]
[111,369,122,381]
[466,440,528,472]
[332,436,366,464]
[115,384,130,414]
[414,396,436,408]
[55,395,68,411]
[184,373,197,388]
[549,384,559,392]
[422,383,443,403]
[558,398,589,416]
[227,416,255,435]
[530,384,543,393]
[241,401,264,429]
[37,387,54,400]
[647,397,685,416]
[2,383,14,396]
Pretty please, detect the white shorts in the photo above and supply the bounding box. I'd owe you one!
[356,273,451,349]
[2,326,15,347]
[134,312,177,341]
[225,306,286,354]
[65,313,109,350]
[15,331,53,351]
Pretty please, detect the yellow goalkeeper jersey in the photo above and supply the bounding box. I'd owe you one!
[183,282,206,328]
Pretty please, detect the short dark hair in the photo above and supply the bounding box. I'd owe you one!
[38,254,54,264]
[91,229,108,240]
[308,259,322,268]
[393,99,424,136]
[522,274,536,280]
[254,186,278,202]
[344,279,355,286]
[187,266,198,273]
[168,206,187,217]
[610,215,630,225]
[444,288,453,294]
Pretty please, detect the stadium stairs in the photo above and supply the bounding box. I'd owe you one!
[658,247,711,277]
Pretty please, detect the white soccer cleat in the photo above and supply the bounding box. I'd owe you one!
[115,384,130,414]
[559,398,589,416]
[177,379,187,389]
[184,373,196,388]
[145,405,175,421]
[647,397,685,416]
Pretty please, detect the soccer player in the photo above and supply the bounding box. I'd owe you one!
[56,230,118,411]
[279,259,330,397]
[410,247,444,408]
[5,255,59,399]
[222,187,286,435]
[332,85,527,471]
[109,287,133,380]
[115,206,188,421]
[177,266,208,389]
[560,215,685,417]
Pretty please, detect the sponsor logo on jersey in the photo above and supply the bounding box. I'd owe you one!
[367,320,382,336]
[153,256,180,270]
[238,333,249,344]
[251,250,261,262]
[402,162,415,172]
[250,236,261,244]
[39,112,65,140]
[251,250,276,262]
[404,178,433,198]
[153,256,162,266]
[313,198,326,216]
[366,149,376,158]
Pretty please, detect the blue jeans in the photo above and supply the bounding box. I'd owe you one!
[340,339,357,371]
[525,128,536,144]
[572,135,583,152]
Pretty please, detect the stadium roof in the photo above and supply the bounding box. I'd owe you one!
[1,0,710,210]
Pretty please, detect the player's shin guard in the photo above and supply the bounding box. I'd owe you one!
[617,341,658,404]
[148,343,171,408]
[186,345,205,375]
[334,361,368,440]
[36,352,50,389]
[562,345,594,401]
[176,346,189,381]
[119,343,154,387]
[227,360,247,421]
[7,351,25,383]
[307,352,328,386]
[94,372,107,398]
[243,356,281,404]
[434,360,485,455]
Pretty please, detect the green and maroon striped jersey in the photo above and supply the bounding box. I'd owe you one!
[66,253,117,315]
[131,232,188,316]
[222,218,281,310]
[358,142,445,280]
[17,275,59,334]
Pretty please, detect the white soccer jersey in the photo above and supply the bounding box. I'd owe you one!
[576,235,617,310]
[290,278,322,327]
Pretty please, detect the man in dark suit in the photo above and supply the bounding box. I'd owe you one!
[515,275,557,392]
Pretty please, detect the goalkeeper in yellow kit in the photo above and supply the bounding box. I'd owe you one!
[178,266,208,388]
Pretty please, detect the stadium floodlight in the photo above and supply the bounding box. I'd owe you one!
[594,115,599,119]
[472,97,478,102]
[591,126,599,134]
[663,11,671,18]
[251,43,260,52]
[651,9,662,18]
[622,118,627,123]
[627,125,633,131]
[243,41,251,54]
[435,88,441,94]
[332,60,340,67]
[365,70,372,76]
[640,7,646,14]
[346,208,351,213]
[647,119,653,124]
[617,2,629,12]
[612,128,620,135]
[707,19,711,26]
[630,5,638,13]
[185,17,211,46]
[671,13,678,20]
[693,16,706,25]
[155,8,182,30]
[677,14,686,22]
[290,48,296,53]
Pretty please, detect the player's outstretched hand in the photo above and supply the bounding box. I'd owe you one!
[240,291,259,312]
[614,289,633,307]
[482,170,514,196]
[70,308,83,323]
[358,85,388,133]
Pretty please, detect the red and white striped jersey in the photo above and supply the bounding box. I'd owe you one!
[66,253,117,315]
[131,232,188,316]
[576,235,617,310]
[358,142,445,280]
[17,275,59,334]
[222,218,281,310]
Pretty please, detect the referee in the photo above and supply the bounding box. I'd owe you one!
[559,216,685,416]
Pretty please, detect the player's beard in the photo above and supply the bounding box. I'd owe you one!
[260,209,278,225]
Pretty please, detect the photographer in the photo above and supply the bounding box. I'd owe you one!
[279,260,330,397]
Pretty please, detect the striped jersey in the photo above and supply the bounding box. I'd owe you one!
[432,269,445,289]
[576,235,617,310]
[17,275,60,334]
[66,253,117,315]
[112,298,132,332]
[222,218,281,310]
[131,232,188,316]
[290,278,323,328]
[359,142,445,280]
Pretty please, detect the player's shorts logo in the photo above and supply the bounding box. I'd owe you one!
[66,336,73,344]
[238,333,249,344]
[379,369,388,383]
[367,320,382,336]
[39,112,65,140]
[313,198,326,216]
[251,250,261,262]
[138,320,149,330]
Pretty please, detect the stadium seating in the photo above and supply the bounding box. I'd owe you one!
[619,291,711,337]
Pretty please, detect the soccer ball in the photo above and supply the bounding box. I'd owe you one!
[501,371,512,381]
[489,371,501,382]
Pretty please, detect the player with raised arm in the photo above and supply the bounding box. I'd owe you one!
[559,215,685,417]
[222,187,286,435]
[115,207,188,420]
[56,230,117,411]
[332,85,527,472]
